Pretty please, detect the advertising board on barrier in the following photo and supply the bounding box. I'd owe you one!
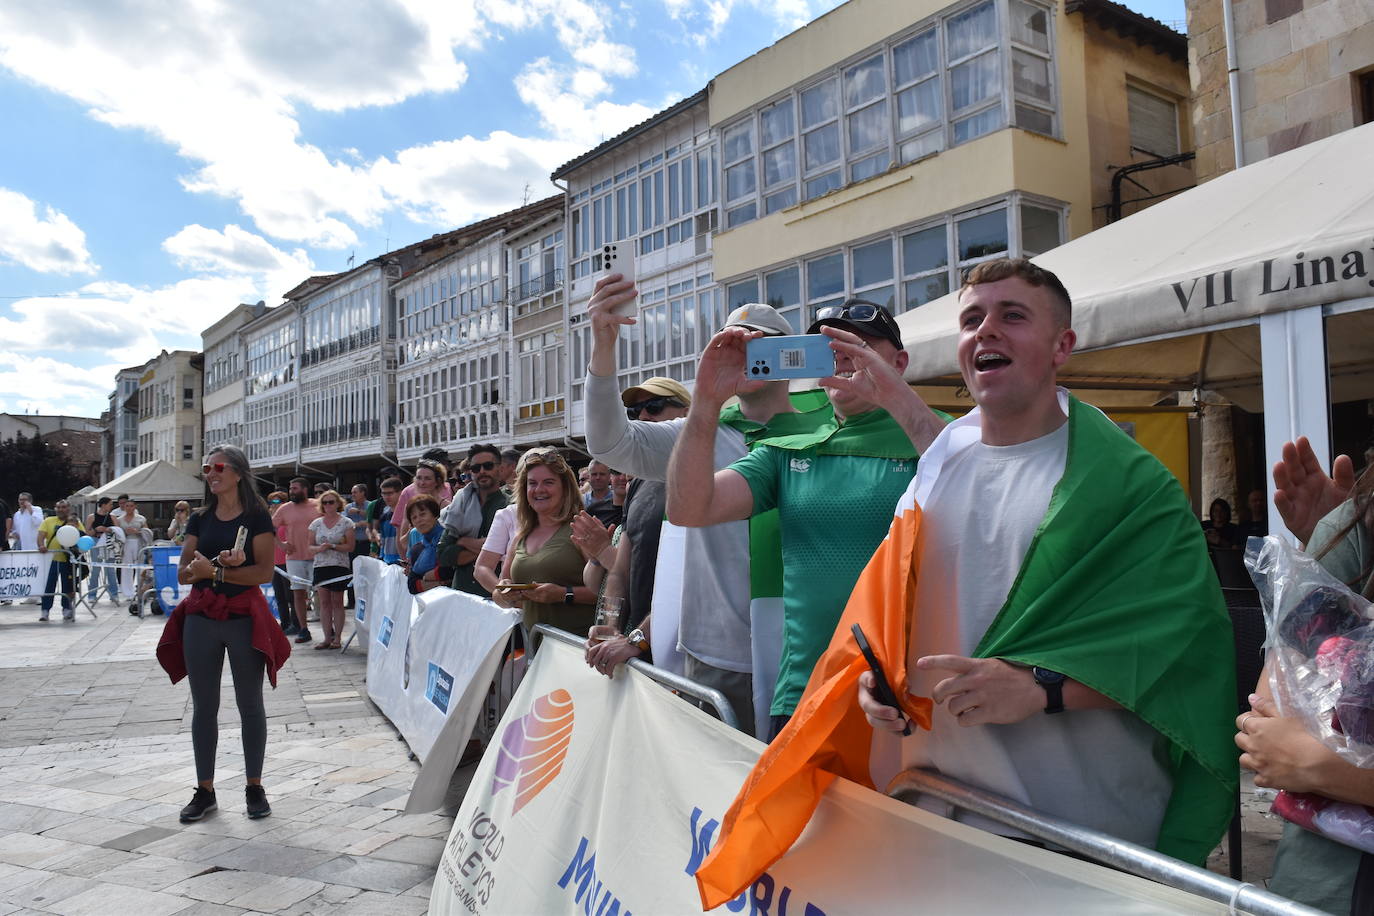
[362,560,519,813]
[432,638,1228,915]
[350,555,379,639]
[0,551,50,599]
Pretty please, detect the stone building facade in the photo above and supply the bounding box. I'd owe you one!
[1187,0,1374,182]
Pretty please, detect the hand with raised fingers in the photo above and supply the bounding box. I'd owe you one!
[1273,436,1354,544]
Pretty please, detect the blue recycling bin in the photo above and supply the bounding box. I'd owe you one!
[151,545,185,615]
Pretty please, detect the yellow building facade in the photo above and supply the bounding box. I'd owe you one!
[708,0,1193,323]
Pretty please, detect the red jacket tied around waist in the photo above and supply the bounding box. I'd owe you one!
[157,585,292,687]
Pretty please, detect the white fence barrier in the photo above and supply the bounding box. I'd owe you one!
[431,636,1250,916]
[360,558,520,813]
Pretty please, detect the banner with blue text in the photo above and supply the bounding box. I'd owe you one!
[431,637,1226,915]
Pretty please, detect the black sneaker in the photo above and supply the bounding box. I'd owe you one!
[245,785,271,819]
[179,786,217,823]
[294,628,313,644]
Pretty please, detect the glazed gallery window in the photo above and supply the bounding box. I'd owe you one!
[721,195,1065,319]
[718,0,1057,227]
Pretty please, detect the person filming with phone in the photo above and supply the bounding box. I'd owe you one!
[586,271,841,735]
[666,296,948,741]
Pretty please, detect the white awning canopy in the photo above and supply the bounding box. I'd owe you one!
[83,459,203,503]
[899,120,1374,387]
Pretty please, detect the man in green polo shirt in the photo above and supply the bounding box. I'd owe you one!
[667,300,948,739]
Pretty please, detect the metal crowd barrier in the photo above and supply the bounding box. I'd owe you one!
[531,623,741,731]
[887,768,1322,916]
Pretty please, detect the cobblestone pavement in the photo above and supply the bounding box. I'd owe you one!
[0,595,1289,912]
[0,597,472,915]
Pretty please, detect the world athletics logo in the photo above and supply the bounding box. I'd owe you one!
[491,689,574,814]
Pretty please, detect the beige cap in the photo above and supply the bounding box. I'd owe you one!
[723,302,792,336]
[620,376,692,407]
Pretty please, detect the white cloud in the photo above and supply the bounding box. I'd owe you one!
[0,0,669,248]
[0,353,126,416]
[371,132,582,228]
[0,0,474,248]
[0,188,99,276]
[665,0,821,44]
[514,59,660,149]
[0,275,270,368]
[163,224,315,303]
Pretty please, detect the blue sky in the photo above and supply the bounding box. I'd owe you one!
[0,0,1185,418]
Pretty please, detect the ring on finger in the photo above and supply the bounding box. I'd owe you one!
[1240,713,1255,733]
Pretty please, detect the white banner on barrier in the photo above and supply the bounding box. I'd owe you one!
[363,560,519,812]
[351,555,381,640]
[432,638,1226,916]
[0,551,51,600]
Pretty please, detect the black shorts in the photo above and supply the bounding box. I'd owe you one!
[313,565,351,592]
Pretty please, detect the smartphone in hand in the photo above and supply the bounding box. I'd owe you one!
[596,243,637,317]
[852,623,911,736]
[745,334,836,381]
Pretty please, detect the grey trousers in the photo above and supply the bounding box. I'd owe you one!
[183,614,267,782]
[682,654,755,738]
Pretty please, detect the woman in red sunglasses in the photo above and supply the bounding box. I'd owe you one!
[156,445,290,827]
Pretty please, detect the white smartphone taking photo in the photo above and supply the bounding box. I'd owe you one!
[596,243,638,317]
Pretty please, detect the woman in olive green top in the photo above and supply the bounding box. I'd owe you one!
[494,448,597,635]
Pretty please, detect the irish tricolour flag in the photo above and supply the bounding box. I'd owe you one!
[696,392,1237,910]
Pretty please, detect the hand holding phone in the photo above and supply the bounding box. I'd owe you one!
[853,623,911,736]
[596,243,637,317]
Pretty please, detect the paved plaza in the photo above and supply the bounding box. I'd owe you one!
[0,597,473,916]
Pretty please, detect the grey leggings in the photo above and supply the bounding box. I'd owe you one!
[183,613,267,782]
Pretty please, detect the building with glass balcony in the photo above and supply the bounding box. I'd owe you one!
[508,209,566,448]
[135,349,203,477]
[391,195,562,465]
[553,90,724,445]
[708,0,1191,344]
[241,300,301,477]
[201,301,266,458]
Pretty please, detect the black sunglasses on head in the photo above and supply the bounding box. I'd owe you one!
[811,299,904,349]
[626,396,684,420]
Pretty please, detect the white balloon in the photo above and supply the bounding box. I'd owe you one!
[55,525,80,548]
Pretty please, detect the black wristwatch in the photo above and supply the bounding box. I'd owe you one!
[1032,667,1067,714]
[564,586,575,605]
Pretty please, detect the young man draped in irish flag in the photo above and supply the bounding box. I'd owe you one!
[695,258,1237,909]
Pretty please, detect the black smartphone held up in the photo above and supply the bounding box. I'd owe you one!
[852,623,911,736]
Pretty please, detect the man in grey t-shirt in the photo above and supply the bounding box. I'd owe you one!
[583,273,803,738]
[852,258,1175,846]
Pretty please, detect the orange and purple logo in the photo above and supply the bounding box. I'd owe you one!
[491,689,574,814]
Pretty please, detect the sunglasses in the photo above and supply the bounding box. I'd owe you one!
[813,299,904,349]
[202,462,227,474]
[320,500,338,506]
[469,461,497,472]
[626,396,683,420]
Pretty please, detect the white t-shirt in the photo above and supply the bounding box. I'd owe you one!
[482,505,517,563]
[896,421,1172,848]
[308,515,353,569]
[12,506,43,550]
